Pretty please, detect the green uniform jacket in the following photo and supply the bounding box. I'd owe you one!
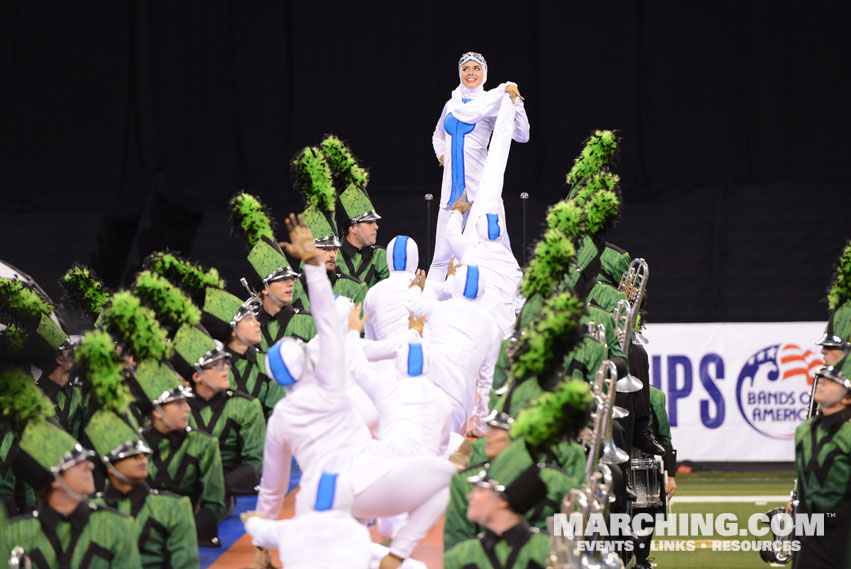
[444,455,583,552]
[36,378,86,440]
[188,389,265,494]
[292,270,366,313]
[445,522,549,569]
[0,428,35,516]
[257,304,316,350]
[648,386,676,477]
[226,346,285,420]
[339,241,389,289]
[142,425,226,544]
[794,407,851,515]
[93,482,199,569]
[0,501,142,569]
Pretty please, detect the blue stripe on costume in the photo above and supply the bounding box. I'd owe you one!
[314,472,338,511]
[486,213,500,240]
[393,236,409,271]
[463,266,480,299]
[444,113,476,207]
[268,342,296,386]
[407,343,424,376]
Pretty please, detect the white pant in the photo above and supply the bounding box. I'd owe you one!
[427,207,466,284]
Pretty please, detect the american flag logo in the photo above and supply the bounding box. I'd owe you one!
[778,343,823,385]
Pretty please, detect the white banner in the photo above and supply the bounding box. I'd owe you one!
[643,322,826,462]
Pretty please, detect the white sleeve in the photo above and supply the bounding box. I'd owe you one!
[512,100,530,143]
[445,210,471,261]
[432,103,449,161]
[245,517,290,550]
[255,412,293,518]
[362,289,378,341]
[358,329,421,362]
[405,288,440,319]
[304,263,345,392]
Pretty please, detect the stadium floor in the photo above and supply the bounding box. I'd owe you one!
[202,470,796,569]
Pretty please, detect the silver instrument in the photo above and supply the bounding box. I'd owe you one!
[548,361,627,569]
[613,258,649,393]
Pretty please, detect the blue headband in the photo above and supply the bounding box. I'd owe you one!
[268,342,297,386]
[463,266,480,299]
[393,236,410,271]
[486,214,500,240]
[407,343,424,376]
[314,472,338,511]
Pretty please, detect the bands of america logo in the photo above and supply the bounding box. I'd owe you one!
[735,343,823,439]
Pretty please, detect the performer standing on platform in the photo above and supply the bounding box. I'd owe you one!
[428,52,529,286]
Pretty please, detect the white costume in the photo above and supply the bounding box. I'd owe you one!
[349,340,454,459]
[258,262,454,559]
[446,208,522,337]
[363,235,421,341]
[428,52,530,284]
[407,265,502,435]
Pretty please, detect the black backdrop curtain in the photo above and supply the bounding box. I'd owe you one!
[1,0,850,325]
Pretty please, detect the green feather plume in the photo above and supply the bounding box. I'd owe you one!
[520,230,577,298]
[511,291,585,383]
[565,130,619,187]
[571,171,620,208]
[292,146,336,213]
[0,278,53,327]
[0,364,54,432]
[74,330,134,414]
[60,265,110,322]
[320,135,369,191]
[229,192,277,249]
[132,271,201,335]
[144,251,225,307]
[510,379,592,449]
[99,292,171,362]
[545,200,584,242]
[828,239,851,310]
[583,189,621,237]
[0,324,25,357]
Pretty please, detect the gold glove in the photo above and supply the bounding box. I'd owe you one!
[505,83,523,104]
[408,312,426,336]
[408,268,426,291]
[451,189,473,214]
[280,213,318,263]
[446,257,462,278]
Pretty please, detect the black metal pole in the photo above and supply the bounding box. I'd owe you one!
[424,193,433,266]
[520,191,529,266]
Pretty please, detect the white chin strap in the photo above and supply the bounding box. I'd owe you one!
[264,282,286,307]
[105,462,134,486]
[154,403,179,432]
[54,472,89,503]
[233,326,253,348]
[196,367,224,394]
[354,224,375,247]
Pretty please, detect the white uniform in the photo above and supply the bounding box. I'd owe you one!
[407,267,502,434]
[428,78,529,284]
[258,263,454,559]
[446,209,522,337]
[348,337,453,459]
[363,235,421,341]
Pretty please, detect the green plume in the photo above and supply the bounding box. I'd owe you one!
[583,189,621,237]
[74,330,134,415]
[572,171,620,208]
[99,292,171,362]
[520,230,576,298]
[320,135,369,191]
[0,324,25,357]
[144,251,225,307]
[565,130,619,187]
[511,291,585,383]
[292,146,336,213]
[545,200,584,242]
[60,265,110,322]
[510,379,592,449]
[132,271,200,335]
[229,192,277,249]
[0,364,54,432]
[828,239,851,310]
[0,278,53,327]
